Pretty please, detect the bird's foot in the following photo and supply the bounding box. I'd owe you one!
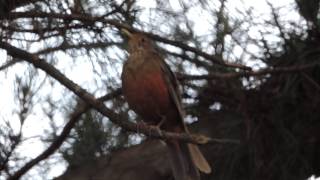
[135,121,162,136]
[148,124,163,137]
[135,116,166,137]
[146,116,166,137]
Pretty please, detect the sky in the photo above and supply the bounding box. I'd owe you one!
[0,0,318,179]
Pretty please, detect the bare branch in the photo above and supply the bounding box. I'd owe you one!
[8,12,251,70]
[302,72,320,91]
[7,89,121,180]
[0,59,21,71]
[35,42,122,55]
[0,40,237,179]
[178,63,318,80]
[0,0,42,18]
[145,32,251,70]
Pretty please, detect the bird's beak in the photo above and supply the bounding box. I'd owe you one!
[121,28,133,38]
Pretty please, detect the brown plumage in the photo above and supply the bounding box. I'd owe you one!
[121,30,211,180]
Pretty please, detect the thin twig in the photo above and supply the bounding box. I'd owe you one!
[8,12,251,70]
[35,42,121,55]
[302,72,320,92]
[178,63,318,80]
[6,89,121,180]
[0,59,21,71]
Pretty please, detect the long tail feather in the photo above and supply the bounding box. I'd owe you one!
[188,144,212,174]
[166,140,200,180]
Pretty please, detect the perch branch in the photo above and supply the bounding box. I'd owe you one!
[0,41,238,179]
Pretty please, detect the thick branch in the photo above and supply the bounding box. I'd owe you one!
[0,41,235,179]
[0,43,236,145]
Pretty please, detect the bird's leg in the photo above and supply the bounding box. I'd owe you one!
[147,115,166,137]
[135,120,161,136]
[156,115,166,128]
[136,115,166,136]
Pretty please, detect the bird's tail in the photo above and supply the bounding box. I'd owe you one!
[166,125,211,180]
[166,140,200,180]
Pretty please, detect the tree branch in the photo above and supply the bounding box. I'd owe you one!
[0,0,42,18]
[8,12,251,70]
[6,54,312,179]
[7,89,121,180]
[302,72,320,91]
[178,63,318,80]
[35,42,121,55]
[0,59,21,71]
[0,41,237,179]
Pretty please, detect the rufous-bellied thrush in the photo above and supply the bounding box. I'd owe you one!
[121,30,211,180]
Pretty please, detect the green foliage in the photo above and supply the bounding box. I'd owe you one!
[62,110,130,167]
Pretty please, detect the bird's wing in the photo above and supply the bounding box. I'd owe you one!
[155,53,186,124]
[156,53,212,174]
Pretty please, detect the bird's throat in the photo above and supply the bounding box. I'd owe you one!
[127,51,148,70]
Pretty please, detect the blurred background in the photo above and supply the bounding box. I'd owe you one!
[0,0,319,179]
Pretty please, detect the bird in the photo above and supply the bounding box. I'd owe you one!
[121,29,211,180]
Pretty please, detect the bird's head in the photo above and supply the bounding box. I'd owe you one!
[121,29,154,53]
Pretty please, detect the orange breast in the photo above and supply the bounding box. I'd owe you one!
[122,67,172,124]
